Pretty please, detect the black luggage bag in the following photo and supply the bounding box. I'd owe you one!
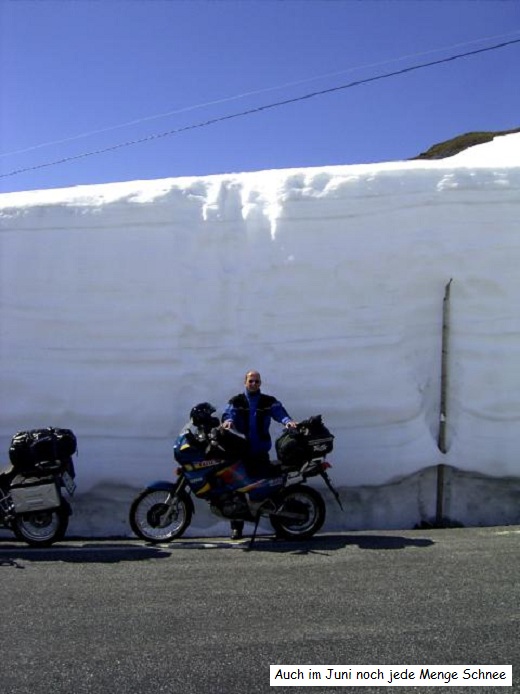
[9,428,77,473]
[275,415,334,467]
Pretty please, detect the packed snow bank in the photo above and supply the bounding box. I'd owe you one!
[1,133,519,534]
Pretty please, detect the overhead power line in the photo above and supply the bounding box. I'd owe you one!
[2,37,519,180]
[3,29,519,159]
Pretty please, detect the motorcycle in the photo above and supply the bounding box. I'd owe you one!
[129,403,342,545]
[0,427,77,547]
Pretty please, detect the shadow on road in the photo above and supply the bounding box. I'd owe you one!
[244,533,435,554]
[140,532,435,554]
[0,533,434,565]
[0,542,171,567]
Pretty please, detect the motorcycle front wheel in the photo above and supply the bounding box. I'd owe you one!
[270,485,325,540]
[13,502,69,547]
[129,489,192,543]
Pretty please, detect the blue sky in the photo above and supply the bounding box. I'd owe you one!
[1,0,519,192]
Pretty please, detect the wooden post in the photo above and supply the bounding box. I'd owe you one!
[436,279,452,524]
[438,279,452,455]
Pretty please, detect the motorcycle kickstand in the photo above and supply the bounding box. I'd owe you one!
[245,514,261,551]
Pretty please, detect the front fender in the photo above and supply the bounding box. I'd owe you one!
[145,480,178,493]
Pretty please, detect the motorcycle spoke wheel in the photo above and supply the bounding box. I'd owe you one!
[130,490,191,543]
[14,505,68,547]
[270,486,325,540]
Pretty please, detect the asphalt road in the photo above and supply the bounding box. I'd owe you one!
[0,527,518,694]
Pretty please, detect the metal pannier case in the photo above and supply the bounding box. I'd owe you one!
[10,479,61,513]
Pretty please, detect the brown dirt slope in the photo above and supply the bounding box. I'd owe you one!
[412,127,520,160]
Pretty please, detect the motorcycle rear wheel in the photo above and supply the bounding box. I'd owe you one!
[13,502,69,547]
[129,489,192,543]
[270,485,325,540]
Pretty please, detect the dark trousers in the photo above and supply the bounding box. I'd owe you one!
[230,452,272,535]
[243,451,271,477]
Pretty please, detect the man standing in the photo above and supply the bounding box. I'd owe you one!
[222,370,297,539]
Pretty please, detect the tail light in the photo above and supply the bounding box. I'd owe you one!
[321,461,332,470]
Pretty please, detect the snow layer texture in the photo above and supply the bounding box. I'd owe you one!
[1,134,519,533]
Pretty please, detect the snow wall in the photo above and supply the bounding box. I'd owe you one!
[1,135,519,536]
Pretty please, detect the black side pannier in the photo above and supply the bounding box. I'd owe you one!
[9,427,77,473]
[275,415,334,466]
[275,430,306,467]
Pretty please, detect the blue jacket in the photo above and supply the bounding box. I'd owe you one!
[222,391,292,455]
